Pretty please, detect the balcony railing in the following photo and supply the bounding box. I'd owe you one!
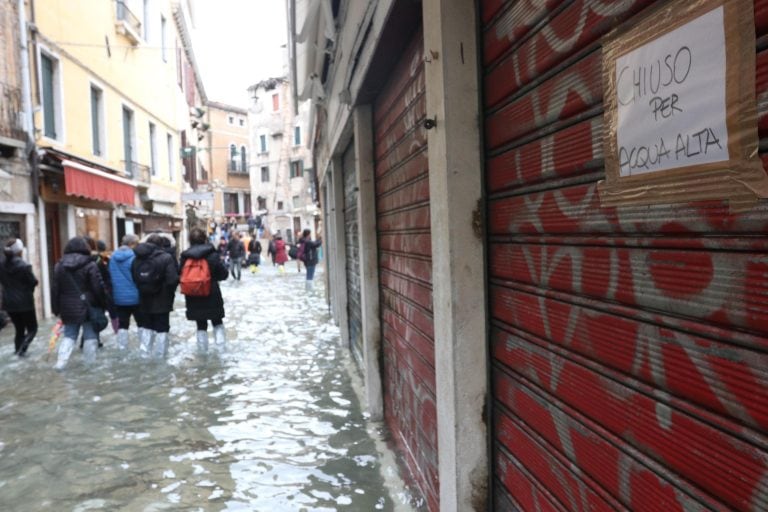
[115,1,142,45]
[122,161,151,185]
[228,160,249,174]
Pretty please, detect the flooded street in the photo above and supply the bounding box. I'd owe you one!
[0,264,418,511]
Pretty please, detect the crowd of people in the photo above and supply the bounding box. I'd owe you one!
[0,226,322,369]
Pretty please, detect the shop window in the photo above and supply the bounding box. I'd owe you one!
[75,208,112,248]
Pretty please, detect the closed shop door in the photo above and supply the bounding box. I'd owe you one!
[342,141,363,366]
[373,28,438,511]
[482,1,768,510]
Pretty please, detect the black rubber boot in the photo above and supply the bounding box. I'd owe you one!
[17,330,36,357]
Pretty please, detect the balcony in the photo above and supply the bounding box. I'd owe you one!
[122,161,151,186]
[115,1,142,45]
[228,160,249,174]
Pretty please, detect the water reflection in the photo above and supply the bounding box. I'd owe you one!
[0,267,418,511]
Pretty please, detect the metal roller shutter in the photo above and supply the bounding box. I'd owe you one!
[343,141,363,367]
[482,0,768,510]
[373,27,439,511]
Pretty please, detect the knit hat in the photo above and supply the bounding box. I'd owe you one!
[4,239,23,255]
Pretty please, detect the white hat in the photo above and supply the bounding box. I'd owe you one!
[4,239,23,255]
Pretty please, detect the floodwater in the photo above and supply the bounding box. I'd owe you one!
[0,264,420,511]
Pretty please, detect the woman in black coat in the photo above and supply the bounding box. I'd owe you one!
[0,238,38,356]
[52,236,106,369]
[179,227,228,352]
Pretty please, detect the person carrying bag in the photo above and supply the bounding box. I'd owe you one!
[51,237,107,370]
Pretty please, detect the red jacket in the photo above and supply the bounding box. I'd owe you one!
[274,239,288,264]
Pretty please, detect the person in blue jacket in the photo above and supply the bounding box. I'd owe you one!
[108,234,142,350]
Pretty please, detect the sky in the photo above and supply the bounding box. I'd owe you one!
[192,0,288,108]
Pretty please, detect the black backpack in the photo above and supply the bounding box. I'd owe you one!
[288,244,298,259]
[133,255,162,294]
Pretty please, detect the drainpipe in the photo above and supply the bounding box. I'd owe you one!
[18,0,33,135]
[288,0,299,116]
[19,0,52,318]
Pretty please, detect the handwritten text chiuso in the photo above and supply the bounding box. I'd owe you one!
[616,45,723,175]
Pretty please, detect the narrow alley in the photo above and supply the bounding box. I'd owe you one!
[0,266,419,511]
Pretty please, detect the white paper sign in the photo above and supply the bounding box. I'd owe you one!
[615,7,729,177]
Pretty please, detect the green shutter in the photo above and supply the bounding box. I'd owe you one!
[41,55,56,138]
[91,87,100,155]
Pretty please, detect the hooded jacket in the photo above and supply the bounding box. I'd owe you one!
[52,237,106,323]
[0,253,38,312]
[109,245,139,306]
[179,243,228,321]
[274,239,288,264]
[131,242,178,314]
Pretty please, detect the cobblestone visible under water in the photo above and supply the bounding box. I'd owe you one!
[0,264,420,511]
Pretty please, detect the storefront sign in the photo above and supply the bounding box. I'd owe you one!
[599,0,768,207]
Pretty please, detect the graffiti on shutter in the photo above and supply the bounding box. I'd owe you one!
[483,0,768,510]
[374,28,439,511]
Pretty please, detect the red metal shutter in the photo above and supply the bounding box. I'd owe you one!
[373,28,438,511]
[483,1,768,510]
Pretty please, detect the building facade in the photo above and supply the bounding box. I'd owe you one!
[290,0,768,511]
[204,101,251,224]
[0,0,39,313]
[25,0,206,314]
[247,77,317,244]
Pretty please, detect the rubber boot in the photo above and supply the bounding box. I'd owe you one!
[83,338,98,363]
[139,328,154,358]
[153,332,168,359]
[55,337,76,370]
[116,329,129,350]
[213,324,226,351]
[196,330,209,353]
[17,331,36,357]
